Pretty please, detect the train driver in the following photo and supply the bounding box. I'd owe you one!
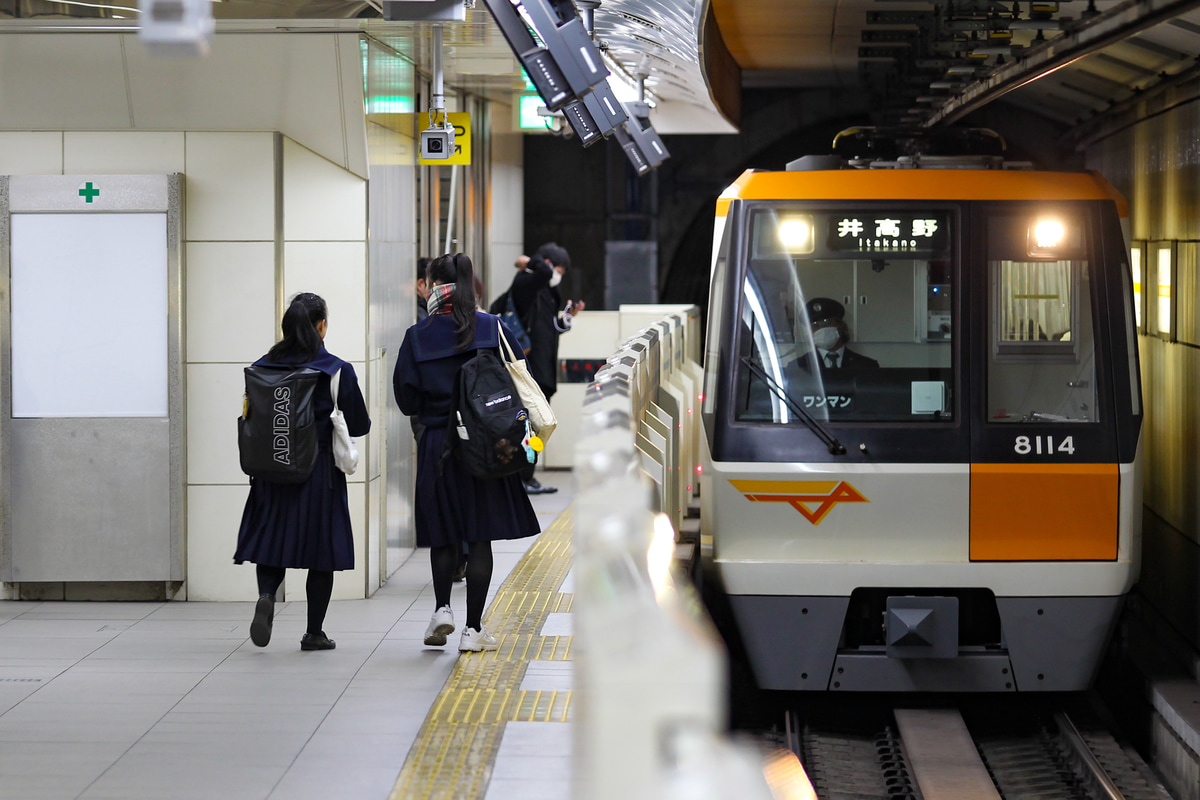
[803,297,879,370]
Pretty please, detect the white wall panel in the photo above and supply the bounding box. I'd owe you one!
[184,132,275,242]
[64,132,185,175]
[368,475,383,595]
[282,138,367,242]
[276,35,363,179]
[186,363,247,486]
[283,241,368,363]
[488,129,524,307]
[186,484,256,601]
[0,34,366,181]
[125,34,366,176]
[125,35,282,132]
[0,35,130,129]
[0,133,63,174]
[186,242,276,364]
[367,353,386,481]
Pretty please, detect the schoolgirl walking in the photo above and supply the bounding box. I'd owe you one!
[393,253,540,651]
[234,292,371,650]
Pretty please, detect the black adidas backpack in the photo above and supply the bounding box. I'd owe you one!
[238,365,322,483]
[441,348,534,480]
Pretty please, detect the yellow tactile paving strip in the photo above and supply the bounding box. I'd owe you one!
[389,509,575,800]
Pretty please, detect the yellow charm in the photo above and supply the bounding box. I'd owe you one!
[529,436,544,452]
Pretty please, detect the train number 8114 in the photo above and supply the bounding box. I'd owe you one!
[1014,435,1075,455]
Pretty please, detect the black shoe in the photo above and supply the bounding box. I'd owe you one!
[250,594,274,647]
[300,632,336,651]
[452,560,467,583]
[524,478,559,495]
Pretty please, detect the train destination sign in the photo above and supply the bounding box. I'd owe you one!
[827,212,949,254]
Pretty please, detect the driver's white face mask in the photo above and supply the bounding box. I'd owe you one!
[812,326,840,350]
[549,270,564,288]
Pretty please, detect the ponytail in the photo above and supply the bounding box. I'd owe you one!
[427,253,478,350]
[267,292,327,362]
[451,253,477,350]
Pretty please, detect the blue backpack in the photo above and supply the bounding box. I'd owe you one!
[499,293,532,354]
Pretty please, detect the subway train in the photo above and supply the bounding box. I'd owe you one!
[699,143,1143,692]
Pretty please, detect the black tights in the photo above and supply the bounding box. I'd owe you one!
[256,566,334,635]
[430,541,493,630]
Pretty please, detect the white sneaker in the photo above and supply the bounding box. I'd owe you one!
[423,605,455,646]
[458,626,500,652]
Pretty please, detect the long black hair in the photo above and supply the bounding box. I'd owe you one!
[428,253,477,349]
[267,292,327,362]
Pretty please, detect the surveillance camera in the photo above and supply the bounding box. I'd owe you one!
[420,125,455,160]
[139,0,214,57]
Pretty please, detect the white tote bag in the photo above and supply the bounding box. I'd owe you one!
[330,367,359,475]
[497,320,557,442]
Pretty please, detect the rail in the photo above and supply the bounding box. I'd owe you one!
[571,305,775,800]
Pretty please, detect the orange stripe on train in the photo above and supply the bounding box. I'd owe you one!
[730,479,868,525]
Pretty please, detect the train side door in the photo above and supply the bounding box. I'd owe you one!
[968,204,1120,562]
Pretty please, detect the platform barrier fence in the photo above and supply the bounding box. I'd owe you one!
[572,306,775,800]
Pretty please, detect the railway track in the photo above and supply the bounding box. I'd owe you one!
[777,699,1172,800]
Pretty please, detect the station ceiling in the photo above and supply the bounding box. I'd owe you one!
[6,0,1200,147]
[705,0,1200,150]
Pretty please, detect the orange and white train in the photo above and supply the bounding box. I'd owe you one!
[700,149,1142,691]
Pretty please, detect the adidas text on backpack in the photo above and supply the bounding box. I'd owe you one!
[442,349,535,480]
[238,365,322,483]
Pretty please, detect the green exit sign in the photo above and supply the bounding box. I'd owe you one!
[518,95,548,131]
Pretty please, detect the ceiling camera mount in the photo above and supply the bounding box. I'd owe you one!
[421,25,456,161]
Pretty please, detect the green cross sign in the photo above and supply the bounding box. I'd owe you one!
[78,182,100,203]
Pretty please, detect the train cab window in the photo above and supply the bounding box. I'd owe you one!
[987,212,1097,423]
[735,207,954,424]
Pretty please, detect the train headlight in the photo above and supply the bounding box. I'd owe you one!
[1034,219,1064,249]
[777,215,815,254]
[1028,216,1081,258]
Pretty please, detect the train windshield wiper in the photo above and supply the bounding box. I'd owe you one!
[740,356,846,456]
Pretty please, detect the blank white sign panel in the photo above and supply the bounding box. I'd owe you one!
[12,213,168,418]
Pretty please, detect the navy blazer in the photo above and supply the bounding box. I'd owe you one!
[254,347,371,443]
[394,311,526,428]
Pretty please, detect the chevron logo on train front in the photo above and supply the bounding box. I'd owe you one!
[729,480,869,524]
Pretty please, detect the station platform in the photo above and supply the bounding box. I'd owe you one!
[0,471,575,800]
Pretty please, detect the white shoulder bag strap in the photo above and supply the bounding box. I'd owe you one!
[330,367,342,408]
[497,319,517,363]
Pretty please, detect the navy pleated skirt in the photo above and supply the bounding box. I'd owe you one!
[415,426,541,548]
[234,450,355,572]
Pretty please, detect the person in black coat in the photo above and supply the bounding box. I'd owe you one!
[234,292,371,651]
[800,297,880,371]
[490,243,583,494]
[394,253,541,652]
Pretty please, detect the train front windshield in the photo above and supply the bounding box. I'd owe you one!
[736,207,955,423]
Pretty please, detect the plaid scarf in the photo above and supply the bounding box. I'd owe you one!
[426,283,455,316]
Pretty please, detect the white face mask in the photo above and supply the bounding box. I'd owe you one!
[812,327,841,351]
[549,270,564,288]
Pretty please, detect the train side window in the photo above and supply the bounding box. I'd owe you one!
[987,213,1097,423]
